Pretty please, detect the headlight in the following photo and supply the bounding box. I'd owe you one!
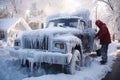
[53,41,66,53]
[55,43,64,49]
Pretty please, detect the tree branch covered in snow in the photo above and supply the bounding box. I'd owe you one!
[10,0,18,14]
[96,0,120,40]
[98,0,114,11]
[0,7,11,18]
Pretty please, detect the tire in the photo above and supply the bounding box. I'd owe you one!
[65,50,82,74]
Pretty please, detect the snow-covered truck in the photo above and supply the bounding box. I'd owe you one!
[10,9,96,74]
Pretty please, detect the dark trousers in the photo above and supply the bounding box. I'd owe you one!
[100,44,109,62]
[96,44,109,61]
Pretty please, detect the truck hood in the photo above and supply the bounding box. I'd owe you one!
[22,27,81,37]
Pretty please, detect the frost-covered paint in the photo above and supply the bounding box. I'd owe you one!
[10,9,96,74]
[11,26,83,66]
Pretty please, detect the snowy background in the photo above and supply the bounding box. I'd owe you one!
[0,42,118,80]
[0,0,120,80]
[0,0,120,36]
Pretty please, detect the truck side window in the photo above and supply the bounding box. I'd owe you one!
[69,22,78,28]
[48,22,54,28]
[80,21,85,30]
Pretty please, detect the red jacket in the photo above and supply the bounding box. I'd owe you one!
[96,20,111,44]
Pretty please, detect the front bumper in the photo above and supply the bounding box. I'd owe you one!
[10,49,72,65]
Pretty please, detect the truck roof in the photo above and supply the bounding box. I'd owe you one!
[46,9,90,22]
[47,16,83,22]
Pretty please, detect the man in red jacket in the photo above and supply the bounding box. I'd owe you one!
[95,20,111,64]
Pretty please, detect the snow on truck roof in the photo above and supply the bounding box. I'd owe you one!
[46,15,83,22]
[47,9,90,22]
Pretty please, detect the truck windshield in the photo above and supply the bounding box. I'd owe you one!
[47,18,79,28]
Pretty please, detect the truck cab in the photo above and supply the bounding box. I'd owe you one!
[10,9,96,74]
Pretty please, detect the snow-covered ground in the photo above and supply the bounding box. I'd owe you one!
[0,42,118,80]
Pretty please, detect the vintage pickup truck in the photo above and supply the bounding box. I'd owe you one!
[10,9,97,74]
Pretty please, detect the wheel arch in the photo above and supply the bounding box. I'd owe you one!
[72,44,83,56]
[72,44,83,64]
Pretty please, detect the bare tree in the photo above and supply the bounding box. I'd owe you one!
[9,0,26,17]
[0,6,11,18]
[97,0,120,40]
[10,0,17,14]
[98,0,114,10]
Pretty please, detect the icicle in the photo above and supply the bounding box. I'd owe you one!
[35,39,37,49]
[62,65,64,72]
[31,39,33,49]
[30,61,33,73]
[28,58,34,74]
[39,62,41,68]
[36,39,38,49]
[23,59,26,65]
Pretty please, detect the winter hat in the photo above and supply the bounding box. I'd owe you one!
[95,20,105,28]
[95,20,102,25]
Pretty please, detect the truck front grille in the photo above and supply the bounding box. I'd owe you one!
[23,35,49,50]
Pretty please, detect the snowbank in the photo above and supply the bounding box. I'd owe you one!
[23,43,117,80]
[0,47,28,80]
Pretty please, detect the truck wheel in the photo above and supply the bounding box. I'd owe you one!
[65,50,81,74]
